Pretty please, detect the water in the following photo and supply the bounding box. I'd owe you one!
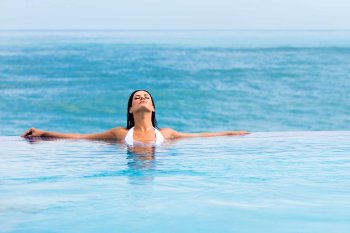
[1,30,350,232]
[1,132,350,233]
[1,30,350,135]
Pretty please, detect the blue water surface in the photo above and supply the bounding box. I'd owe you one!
[0,132,350,233]
[1,31,350,233]
[1,30,350,135]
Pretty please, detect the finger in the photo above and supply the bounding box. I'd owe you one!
[21,129,30,137]
[22,128,33,137]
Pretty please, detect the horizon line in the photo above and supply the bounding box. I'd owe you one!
[1,29,350,32]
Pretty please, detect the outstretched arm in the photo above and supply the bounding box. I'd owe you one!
[160,128,250,139]
[21,127,125,140]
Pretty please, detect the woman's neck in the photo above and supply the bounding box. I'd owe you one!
[133,112,153,132]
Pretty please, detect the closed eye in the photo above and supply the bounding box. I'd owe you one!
[134,95,150,100]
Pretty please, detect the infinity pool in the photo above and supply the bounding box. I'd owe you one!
[1,131,350,233]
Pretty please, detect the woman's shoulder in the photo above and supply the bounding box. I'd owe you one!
[111,126,128,132]
[159,128,174,132]
[111,127,129,139]
[159,128,176,139]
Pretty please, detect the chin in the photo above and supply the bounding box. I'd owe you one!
[134,106,153,113]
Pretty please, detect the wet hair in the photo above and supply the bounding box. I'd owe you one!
[126,90,158,129]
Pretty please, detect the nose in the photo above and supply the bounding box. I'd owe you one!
[140,96,145,100]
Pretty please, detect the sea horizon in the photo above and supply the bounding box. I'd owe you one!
[1,29,349,135]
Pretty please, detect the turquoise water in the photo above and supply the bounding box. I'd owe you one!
[1,30,350,135]
[1,31,350,232]
[1,132,350,232]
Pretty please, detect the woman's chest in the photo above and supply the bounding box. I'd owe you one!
[133,131,156,143]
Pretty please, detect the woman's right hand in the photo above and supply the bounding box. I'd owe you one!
[228,131,250,135]
[21,128,45,137]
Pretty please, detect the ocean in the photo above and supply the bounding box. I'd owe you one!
[1,30,350,233]
[1,30,350,134]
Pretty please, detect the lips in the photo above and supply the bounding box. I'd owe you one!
[139,101,146,104]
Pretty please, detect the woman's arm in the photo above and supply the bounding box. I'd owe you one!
[21,127,125,140]
[160,128,250,140]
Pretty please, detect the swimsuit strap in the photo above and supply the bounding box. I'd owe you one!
[154,128,165,145]
[125,127,164,146]
[124,127,134,146]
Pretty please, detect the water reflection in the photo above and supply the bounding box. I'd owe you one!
[23,136,123,145]
[23,136,59,143]
[22,136,170,185]
[126,145,157,184]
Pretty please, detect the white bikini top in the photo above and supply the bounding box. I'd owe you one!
[124,127,164,146]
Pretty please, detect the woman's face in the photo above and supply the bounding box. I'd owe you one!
[129,91,154,114]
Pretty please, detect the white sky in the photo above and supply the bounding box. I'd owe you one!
[0,0,349,30]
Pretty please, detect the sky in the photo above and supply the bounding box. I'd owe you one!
[0,0,349,30]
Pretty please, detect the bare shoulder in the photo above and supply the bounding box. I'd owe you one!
[159,128,176,139]
[111,127,128,139]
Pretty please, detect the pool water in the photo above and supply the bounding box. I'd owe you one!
[1,131,350,233]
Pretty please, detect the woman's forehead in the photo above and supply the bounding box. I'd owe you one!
[134,91,150,96]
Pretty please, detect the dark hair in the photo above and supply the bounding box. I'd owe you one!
[126,90,158,129]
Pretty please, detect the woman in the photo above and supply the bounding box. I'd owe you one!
[21,90,249,146]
